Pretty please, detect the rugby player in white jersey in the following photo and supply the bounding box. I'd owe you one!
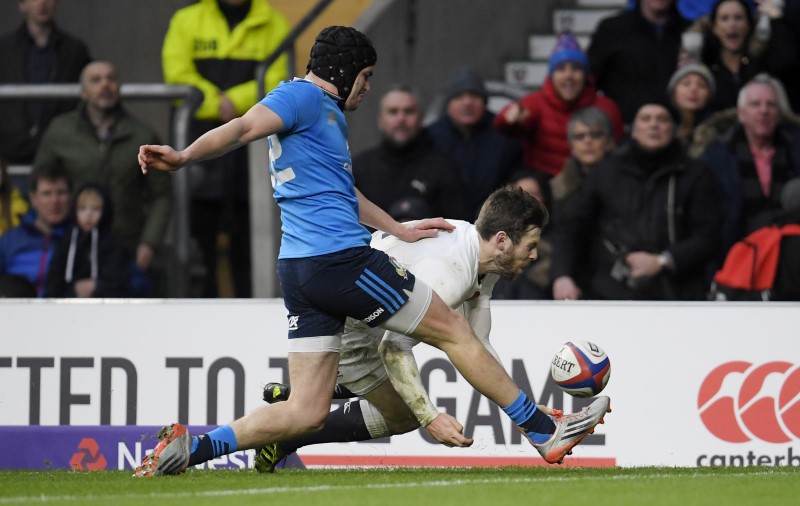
[255,185,611,471]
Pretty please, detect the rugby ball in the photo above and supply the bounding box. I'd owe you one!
[551,340,611,397]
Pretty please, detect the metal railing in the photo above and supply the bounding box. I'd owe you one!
[0,83,203,296]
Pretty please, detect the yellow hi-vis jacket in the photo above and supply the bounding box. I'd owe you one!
[162,0,290,121]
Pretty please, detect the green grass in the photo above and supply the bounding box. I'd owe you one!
[1,467,798,506]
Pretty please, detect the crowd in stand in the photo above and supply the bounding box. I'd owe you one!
[1,0,798,300]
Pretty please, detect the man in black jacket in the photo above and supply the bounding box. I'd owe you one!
[0,0,91,164]
[354,86,470,222]
[552,102,722,300]
[587,0,689,125]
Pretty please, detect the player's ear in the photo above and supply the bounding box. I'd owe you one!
[494,231,509,251]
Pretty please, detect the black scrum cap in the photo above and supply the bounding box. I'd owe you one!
[307,26,377,100]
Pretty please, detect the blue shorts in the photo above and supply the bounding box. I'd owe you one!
[278,247,416,339]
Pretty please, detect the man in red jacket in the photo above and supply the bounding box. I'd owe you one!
[494,31,623,178]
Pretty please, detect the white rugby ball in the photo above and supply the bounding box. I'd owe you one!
[550,340,611,397]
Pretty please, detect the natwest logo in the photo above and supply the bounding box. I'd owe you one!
[70,438,108,471]
[698,361,800,443]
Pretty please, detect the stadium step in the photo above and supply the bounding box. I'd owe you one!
[552,9,617,35]
[504,61,548,89]
[503,1,624,90]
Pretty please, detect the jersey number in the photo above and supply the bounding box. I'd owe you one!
[267,134,296,187]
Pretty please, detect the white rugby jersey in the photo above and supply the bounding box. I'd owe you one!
[370,220,498,313]
[369,220,502,427]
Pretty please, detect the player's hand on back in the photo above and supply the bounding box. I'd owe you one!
[396,218,455,243]
[425,412,474,448]
[138,145,185,174]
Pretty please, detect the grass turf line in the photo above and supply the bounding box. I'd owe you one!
[0,466,798,506]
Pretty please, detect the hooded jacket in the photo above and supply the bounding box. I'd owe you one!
[494,77,623,176]
[428,111,524,220]
[45,183,130,297]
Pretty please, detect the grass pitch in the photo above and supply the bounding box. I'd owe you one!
[1,466,798,506]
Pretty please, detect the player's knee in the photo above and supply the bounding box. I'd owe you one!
[304,406,330,433]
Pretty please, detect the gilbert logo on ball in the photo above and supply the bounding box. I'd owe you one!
[551,340,611,397]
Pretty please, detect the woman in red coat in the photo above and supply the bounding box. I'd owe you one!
[494,31,624,178]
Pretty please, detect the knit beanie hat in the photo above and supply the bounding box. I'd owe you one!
[442,67,488,103]
[307,26,377,100]
[667,61,716,99]
[548,31,589,74]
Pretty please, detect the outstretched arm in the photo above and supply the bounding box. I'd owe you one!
[138,104,284,174]
[379,331,474,447]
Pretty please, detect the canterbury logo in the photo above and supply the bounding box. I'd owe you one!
[70,438,107,471]
[287,315,299,331]
[698,361,800,443]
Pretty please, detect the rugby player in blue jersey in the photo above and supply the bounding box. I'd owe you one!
[134,26,607,477]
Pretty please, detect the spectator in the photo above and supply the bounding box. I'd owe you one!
[684,0,796,113]
[45,183,130,298]
[162,0,290,298]
[33,61,172,297]
[0,163,70,297]
[0,0,91,164]
[353,86,470,221]
[699,73,800,260]
[1,158,29,236]
[588,0,690,125]
[550,107,617,226]
[667,61,716,144]
[492,171,553,300]
[548,107,617,298]
[428,67,524,220]
[494,31,623,178]
[551,102,722,300]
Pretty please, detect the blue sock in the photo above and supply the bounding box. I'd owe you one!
[502,390,555,444]
[188,425,238,466]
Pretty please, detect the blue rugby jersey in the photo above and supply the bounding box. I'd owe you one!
[259,79,371,259]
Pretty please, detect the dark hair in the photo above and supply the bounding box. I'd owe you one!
[475,185,549,244]
[702,0,755,63]
[29,163,72,193]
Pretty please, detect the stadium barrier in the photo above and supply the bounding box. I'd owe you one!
[1,299,797,470]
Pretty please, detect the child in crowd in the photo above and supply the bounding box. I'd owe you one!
[0,158,29,237]
[46,183,130,297]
